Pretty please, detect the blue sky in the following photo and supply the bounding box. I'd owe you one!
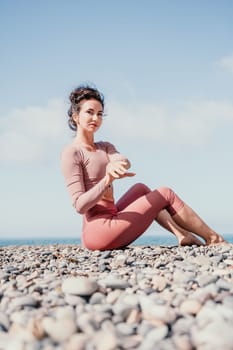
[1,0,233,239]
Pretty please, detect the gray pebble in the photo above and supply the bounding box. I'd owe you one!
[139,325,169,349]
[140,296,176,323]
[62,277,98,296]
[99,275,130,289]
[116,322,136,336]
[42,317,76,343]
[9,296,39,311]
[0,312,10,331]
[197,274,218,287]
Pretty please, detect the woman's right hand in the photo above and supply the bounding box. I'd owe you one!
[105,160,135,184]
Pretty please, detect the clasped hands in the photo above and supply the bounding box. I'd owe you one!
[105,160,136,182]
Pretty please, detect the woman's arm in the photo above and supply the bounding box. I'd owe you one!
[61,146,111,214]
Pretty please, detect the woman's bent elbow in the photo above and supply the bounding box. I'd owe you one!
[73,202,86,215]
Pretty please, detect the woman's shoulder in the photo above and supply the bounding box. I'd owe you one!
[96,140,116,149]
[61,142,83,160]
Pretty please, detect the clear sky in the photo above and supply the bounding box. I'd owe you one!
[1,0,233,239]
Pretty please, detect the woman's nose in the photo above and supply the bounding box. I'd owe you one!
[93,114,100,120]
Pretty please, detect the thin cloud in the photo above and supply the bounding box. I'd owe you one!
[107,100,233,145]
[219,53,233,75]
[0,99,68,163]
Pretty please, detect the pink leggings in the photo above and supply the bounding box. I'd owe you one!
[82,183,184,250]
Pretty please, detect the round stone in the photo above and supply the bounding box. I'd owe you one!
[62,277,98,296]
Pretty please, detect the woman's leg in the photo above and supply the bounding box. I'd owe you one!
[156,210,204,246]
[83,185,225,250]
[116,183,151,211]
[84,184,185,250]
[172,204,225,244]
[116,183,201,245]
[156,187,225,245]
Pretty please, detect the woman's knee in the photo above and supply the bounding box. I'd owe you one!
[156,186,177,205]
[133,183,151,195]
[156,186,184,215]
[157,186,173,197]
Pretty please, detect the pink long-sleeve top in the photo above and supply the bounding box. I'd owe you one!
[61,141,129,215]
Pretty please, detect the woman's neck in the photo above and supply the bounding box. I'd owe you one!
[75,130,94,145]
[74,132,96,150]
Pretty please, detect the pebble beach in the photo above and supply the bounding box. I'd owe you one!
[0,244,233,350]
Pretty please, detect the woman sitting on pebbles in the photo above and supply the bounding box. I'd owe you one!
[61,84,226,251]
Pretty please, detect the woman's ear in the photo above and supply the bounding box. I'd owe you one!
[72,113,79,126]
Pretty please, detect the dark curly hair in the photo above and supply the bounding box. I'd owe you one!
[68,84,105,131]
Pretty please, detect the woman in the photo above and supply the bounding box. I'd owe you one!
[61,84,226,250]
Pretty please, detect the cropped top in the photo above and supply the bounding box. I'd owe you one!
[61,141,129,214]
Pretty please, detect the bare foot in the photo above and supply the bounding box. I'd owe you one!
[178,233,204,246]
[205,233,227,245]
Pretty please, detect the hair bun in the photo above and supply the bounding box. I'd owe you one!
[69,91,79,103]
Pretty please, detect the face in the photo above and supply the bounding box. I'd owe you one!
[73,99,103,133]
